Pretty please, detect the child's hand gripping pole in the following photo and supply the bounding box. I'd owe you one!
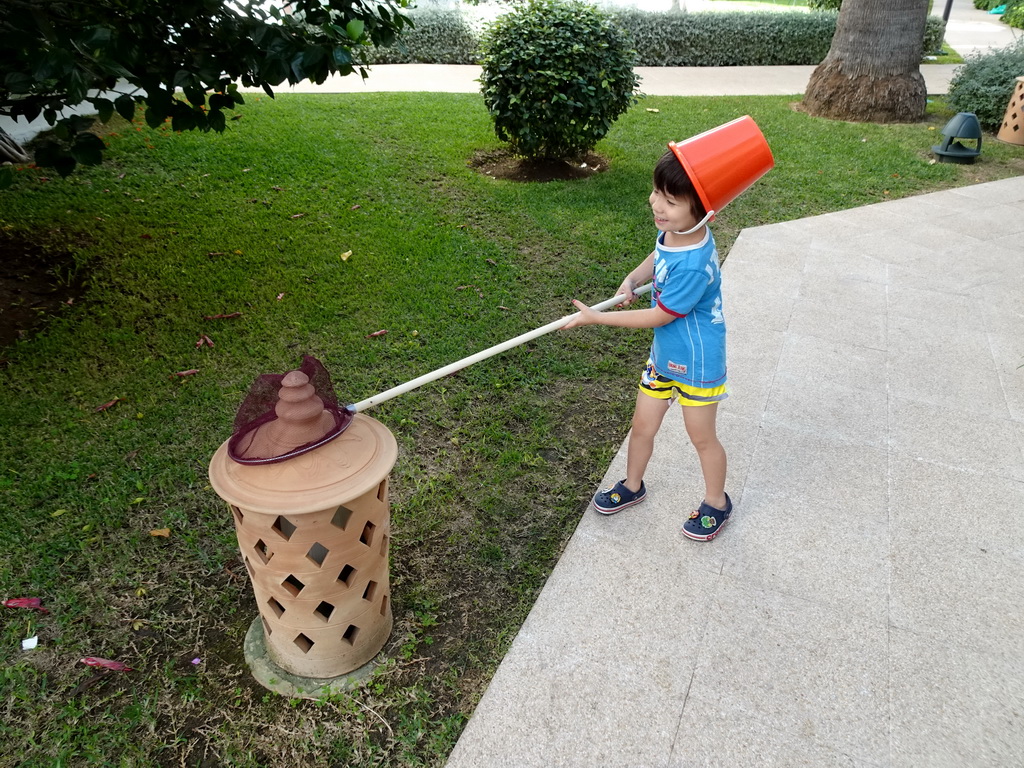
[349,283,653,413]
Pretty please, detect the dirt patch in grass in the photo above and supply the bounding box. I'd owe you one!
[469,149,610,182]
[0,229,86,349]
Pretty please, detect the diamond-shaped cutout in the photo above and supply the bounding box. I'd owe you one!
[338,564,356,587]
[377,479,387,502]
[243,556,254,577]
[231,505,244,525]
[330,506,353,531]
[380,533,389,558]
[282,574,305,597]
[261,616,273,636]
[314,600,335,622]
[253,539,273,565]
[294,633,314,654]
[362,580,378,602]
[342,624,359,646]
[271,515,297,541]
[267,596,285,618]
[380,594,389,617]
[360,520,376,547]
[306,542,329,567]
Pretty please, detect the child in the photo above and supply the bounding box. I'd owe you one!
[562,149,730,541]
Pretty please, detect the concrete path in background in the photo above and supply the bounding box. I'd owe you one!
[445,175,1024,768]
[944,0,1021,57]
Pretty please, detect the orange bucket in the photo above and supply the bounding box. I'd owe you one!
[669,115,774,220]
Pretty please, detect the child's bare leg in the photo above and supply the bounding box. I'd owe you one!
[624,392,670,493]
[681,403,727,510]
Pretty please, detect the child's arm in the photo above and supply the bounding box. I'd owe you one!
[615,250,656,308]
[563,299,674,330]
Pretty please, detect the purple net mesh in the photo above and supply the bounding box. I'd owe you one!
[227,356,354,465]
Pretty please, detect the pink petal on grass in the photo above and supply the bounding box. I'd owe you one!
[3,598,49,613]
[80,657,133,671]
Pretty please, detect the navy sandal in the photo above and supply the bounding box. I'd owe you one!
[593,480,647,515]
[682,493,732,541]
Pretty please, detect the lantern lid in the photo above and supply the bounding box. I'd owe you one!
[209,412,398,514]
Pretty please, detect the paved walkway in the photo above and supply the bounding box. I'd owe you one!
[447,176,1024,767]
[445,2,1024,767]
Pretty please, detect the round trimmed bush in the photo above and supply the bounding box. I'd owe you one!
[947,39,1024,129]
[478,0,639,160]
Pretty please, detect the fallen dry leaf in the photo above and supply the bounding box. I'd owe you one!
[170,369,199,378]
[149,528,171,537]
[366,329,388,338]
[340,250,352,261]
[95,397,125,412]
[289,213,306,219]
[203,312,242,320]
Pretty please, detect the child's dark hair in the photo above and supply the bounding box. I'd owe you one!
[653,150,706,219]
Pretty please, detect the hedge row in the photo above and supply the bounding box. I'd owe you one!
[363,8,947,67]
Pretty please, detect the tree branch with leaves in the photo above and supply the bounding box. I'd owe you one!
[0,0,412,181]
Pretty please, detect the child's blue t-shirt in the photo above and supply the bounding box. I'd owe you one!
[649,228,727,389]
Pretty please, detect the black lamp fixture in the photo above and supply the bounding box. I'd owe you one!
[932,112,983,164]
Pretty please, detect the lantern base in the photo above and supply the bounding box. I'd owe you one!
[243,617,382,698]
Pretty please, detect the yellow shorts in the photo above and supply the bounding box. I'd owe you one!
[639,360,728,407]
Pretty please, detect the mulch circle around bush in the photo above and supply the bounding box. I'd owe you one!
[469,149,609,182]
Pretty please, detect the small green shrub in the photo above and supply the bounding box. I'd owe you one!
[923,14,948,53]
[947,39,1024,128]
[478,0,639,159]
[809,0,842,9]
[973,0,1002,10]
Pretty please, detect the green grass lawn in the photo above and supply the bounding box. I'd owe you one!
[1,92,1022,767]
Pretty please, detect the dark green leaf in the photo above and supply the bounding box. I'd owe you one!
[207,109,226,132]
[92,98,115,123]
[115,95,136,121]
[209,93,233,111]
[184,86,206,107]
[144,106,165,129]
[171,109,196,133]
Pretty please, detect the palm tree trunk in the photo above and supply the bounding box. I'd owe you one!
[804,0,930,123]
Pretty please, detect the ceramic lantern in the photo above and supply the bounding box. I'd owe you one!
[209,361,398,683]
[997,76,1024,146]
